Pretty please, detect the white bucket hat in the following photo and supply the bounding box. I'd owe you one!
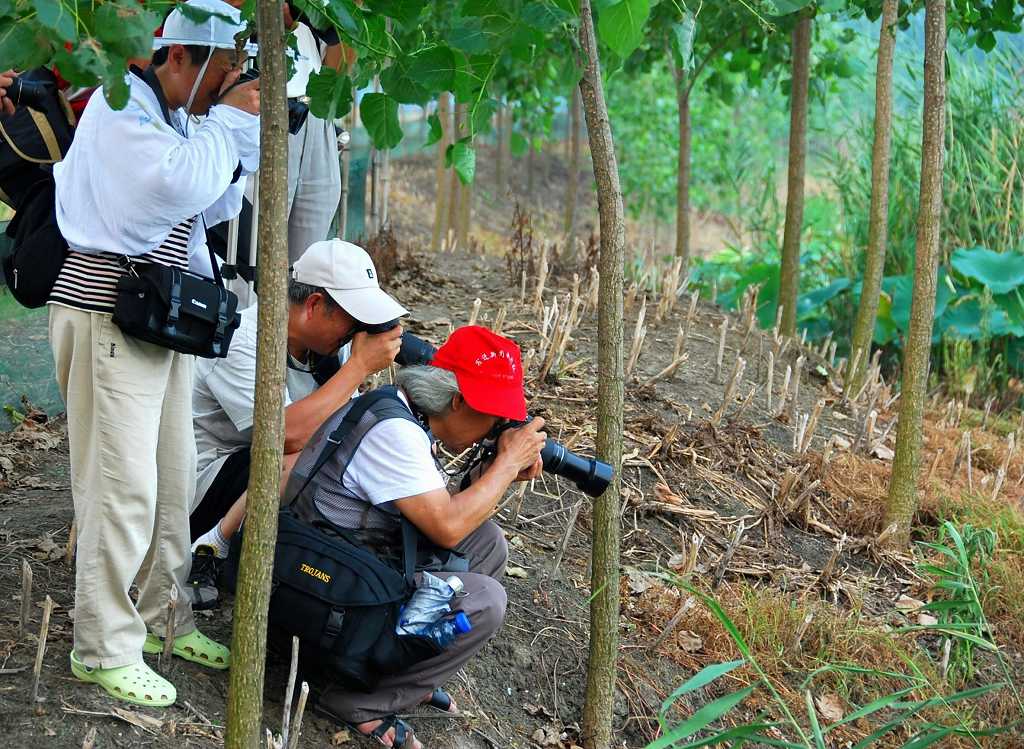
[292,240,409,325]
[154,0,258,55]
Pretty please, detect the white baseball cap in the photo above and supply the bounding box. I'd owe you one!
[291,239,408,325]
[154,0,258,55]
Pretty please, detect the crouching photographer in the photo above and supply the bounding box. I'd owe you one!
[232,326,544,749]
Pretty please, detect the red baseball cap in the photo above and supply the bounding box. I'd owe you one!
[429,326,527,421]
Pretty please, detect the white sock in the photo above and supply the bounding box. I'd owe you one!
[192,523,230,559]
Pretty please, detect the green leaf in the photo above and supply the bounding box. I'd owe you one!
[771,0,814,15]
[445,139,476,184]
[33,0,76,41]
[670,13,696,73]
[977,30,997,52]
[0,21,53,70]
[647,685,757,748]
[102,66,131,110]
[659,660,746,719]
[382,46,456,104]
[825,687,918,730]
[361,92,403,149]
[806,691,826,749]
[449,17,493,54]
[362,0,426,28]
[510,130,528,156]
[521,1,573,31]
[306,68,353,121]
[951,246,1024,294]
[597,0,649,59]
[424,112,443,146]
[470,97,498,135]
[901,727,956,749]
[94,2,162,58]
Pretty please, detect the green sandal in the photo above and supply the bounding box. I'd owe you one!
[143,628,230,670]
[70,650,176,707]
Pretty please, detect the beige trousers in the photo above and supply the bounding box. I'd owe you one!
[50,305,196,669]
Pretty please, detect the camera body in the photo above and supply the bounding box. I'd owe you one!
[226,70,309,135]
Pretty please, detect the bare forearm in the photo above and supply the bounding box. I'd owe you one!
[283,360,367,452]
[444,460,519,546]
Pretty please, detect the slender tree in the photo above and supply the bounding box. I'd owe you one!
[847,0,899,396]
[495,104,505,194]
[224,0,289,745]
[672,61,691,268]
[577,1,625,746]
[564,89,582,250]
[777,12,812,337]
[432,93,452,251]
[883,0,946,547]
[447,103,464,249]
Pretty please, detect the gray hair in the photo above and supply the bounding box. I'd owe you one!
[287,278,342,312]
[396,365,460,416]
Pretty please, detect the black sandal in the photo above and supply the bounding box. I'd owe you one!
[359,715,417,748]
[423,687,455,713]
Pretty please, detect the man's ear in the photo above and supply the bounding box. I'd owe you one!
[450,392,465,412]
[168,44,188,71]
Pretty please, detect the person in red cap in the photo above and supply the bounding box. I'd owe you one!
[280,325,545,748]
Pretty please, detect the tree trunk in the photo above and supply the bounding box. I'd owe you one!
[577,1,624,747]
[458,172,473,251]
[527,139,536,199]
[380,147,391,228]
[447,103,463,249]
[846,0,898,398]
[338,142,351,239]
[777,13,811,338]
[884,0,946,547]
[431,92,452,251]
[672,61,691,271]
[495,105,504,195]
[224,2,289,746]
[564,90,581,248]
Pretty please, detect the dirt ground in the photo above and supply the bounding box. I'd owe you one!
[1,152,1021,749]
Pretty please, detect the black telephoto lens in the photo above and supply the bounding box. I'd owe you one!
[9,77,52,111]
[540,439,613,498]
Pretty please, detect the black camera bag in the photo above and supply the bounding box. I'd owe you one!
[223,388,443,691]
[112,253,240,358]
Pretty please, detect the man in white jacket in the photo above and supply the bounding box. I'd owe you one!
[48,0,259,707]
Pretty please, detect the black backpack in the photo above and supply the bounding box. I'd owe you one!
[223,387,444,691]
[1,174,67,307]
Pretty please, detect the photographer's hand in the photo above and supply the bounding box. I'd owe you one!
[0,70,16,116]
[219,74,260,115]
[350,325,403,377]
[496,418,546,478]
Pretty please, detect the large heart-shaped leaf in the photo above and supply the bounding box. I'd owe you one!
[0,20,53,70]
[361,93,403,149]
[382,46,457,104]
[937,296,1012,340]
[597,0,650,59]
[362,0,427,28]
[424,112,443,147]
[951,246,1024,295]
[306,68,353,121]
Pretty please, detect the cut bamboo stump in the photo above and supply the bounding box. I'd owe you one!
[467,298,482,327]
[65,521,76,566]
[281,636,300,747]
[550,500,583,577]
[20,559,32,638]
[711,357,746,427]
[286,682,310,749]
[159,585,179,673]
[31,595,54,704]
[714,317,728,382]
[712,520,746,590]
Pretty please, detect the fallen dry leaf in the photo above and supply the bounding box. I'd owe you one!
[668,552,688,571]
[626,570,655,595]
[653,482,683,505]
[531,727,560,747]
[870,443,895,461]
[523,703,556,719]
[918,612,939,626]
[331,729,352,745]
[111,706,164,733]
[896,594,925,612]
[814,692,844,723]
[506,565,529,579]
[676,630,703,652]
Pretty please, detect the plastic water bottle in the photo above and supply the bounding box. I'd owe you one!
[419,612,472,649]
[396,573,464,635]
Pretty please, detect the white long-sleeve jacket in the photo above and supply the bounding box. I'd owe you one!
[54,69,260,278]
